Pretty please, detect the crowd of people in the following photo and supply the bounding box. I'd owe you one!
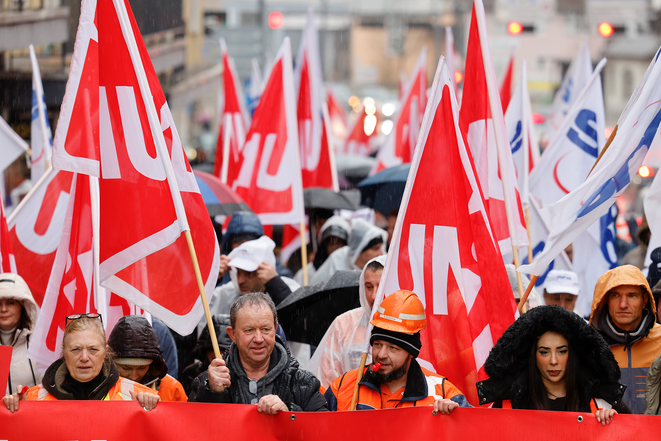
[4,210,661,428]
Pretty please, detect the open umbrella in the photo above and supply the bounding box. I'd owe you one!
[335,154,376,185]
[193,170,251,217]
[276,270,361,346]
[303,187,361,211]
[356,163,410,216]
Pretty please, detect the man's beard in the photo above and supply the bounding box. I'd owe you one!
[372,361,409,384]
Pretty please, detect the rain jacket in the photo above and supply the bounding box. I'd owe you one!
[310,219,386,285]
[307,255,386,388]
[26,357,156,401]
[187,335,328,411]
[0,273,42,395]
[295,216,352,285]
[107,315,187,402]
[325,359,468,410]
[478,305,628,413]
[219,211,292,283]
[589,265,661,414]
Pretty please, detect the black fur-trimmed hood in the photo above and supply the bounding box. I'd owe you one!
[477,305,624,408]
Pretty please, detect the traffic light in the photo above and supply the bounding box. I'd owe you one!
[507,21,535,36]
[268,12,283,29]
[597,21,625,38]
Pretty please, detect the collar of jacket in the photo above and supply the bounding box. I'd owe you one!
[43,357,119,400]
[599,309,654,348]
[360,358,428,403]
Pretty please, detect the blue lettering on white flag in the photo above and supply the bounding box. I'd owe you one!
[577,108,661,219]
[523,241,555,286]
[567,109,598,158]
[510,120,522,153]
[600,204,618,269]
[562,78,573,103]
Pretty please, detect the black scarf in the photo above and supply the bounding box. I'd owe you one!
[62,371,107,400]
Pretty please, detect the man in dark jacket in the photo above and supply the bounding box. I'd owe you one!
[188,293,327,413]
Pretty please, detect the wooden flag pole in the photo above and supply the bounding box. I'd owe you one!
[349,352,369,410]
[587,124,618,179]
[300,220,309,286]
[220,116,232,184]
[518,274,539,313]
[113,0,224,386]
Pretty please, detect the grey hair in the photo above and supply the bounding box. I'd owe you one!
[230,292,278,329]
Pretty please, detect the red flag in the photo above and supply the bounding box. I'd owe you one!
[499,53,514,113]
[326,86,347,132]
[8,170,74,306]
[459,1,528,256]
[295,10,338,191]
[0,200,16,273]
[213,38,248,184]
[50,0,219,334]
[232,38,305,226]
[342,109,377,156]
[372,47,428,174]
[371,56,516,406]
[28,173,96,367]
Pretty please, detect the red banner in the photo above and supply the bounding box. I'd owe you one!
[0,402,655,440]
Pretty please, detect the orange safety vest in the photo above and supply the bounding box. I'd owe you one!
[27,376,157,401]
[327,365,464,411]
[500,398,608,413]
[156,374,188,402]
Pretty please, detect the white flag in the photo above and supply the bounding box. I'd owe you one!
[519,47,661,278]
[29,45,53,183]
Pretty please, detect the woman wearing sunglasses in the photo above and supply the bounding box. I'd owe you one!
[3,313,159,412]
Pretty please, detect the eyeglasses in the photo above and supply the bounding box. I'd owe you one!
[66,313,103,325]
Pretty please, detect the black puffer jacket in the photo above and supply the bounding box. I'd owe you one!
[107,315,167,386]
[477,305,629,412]
[188,335,327,411]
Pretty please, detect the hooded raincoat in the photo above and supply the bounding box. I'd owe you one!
[295,216,351,285]
[477,305,628,413]
[0,273,42,395]
[589,265,661,414]
[107,316,187,402]
[310,219,386,285]
[307,255,387,388]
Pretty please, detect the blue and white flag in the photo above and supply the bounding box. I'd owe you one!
[245,58,263,117]
[29,44,52,183]
[546,38,592,138]
[520,47,661,279]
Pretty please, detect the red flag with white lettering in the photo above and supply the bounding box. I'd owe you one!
[295,10,338,191]
[372,47,428,174]
[8,170,74,306]
[368,56,516,406]
[28,173,96,368]
[459,1,528,256]
[232,38,305,226]
[326,86,347,142]
[0,200,16,273]
[50,0,219,334]
[212,38,248,184]
[342,109,376,156]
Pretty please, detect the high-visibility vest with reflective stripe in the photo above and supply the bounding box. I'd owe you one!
[27,377,156,401]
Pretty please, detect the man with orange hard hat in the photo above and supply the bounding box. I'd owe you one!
[324,290,469,414]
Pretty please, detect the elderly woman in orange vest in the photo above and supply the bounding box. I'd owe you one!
[2,314,158,412]
[477,305,630,424]
[108,315,187,402]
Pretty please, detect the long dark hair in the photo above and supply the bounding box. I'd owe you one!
[527,333,581,411]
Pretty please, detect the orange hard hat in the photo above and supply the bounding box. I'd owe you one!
[371,289,426,333]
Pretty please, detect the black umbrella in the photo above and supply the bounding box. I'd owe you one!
[276,270,361,346]
[356,163,410,216]
[303,187,361,211]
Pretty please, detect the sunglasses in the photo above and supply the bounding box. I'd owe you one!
[66,313,103,325]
